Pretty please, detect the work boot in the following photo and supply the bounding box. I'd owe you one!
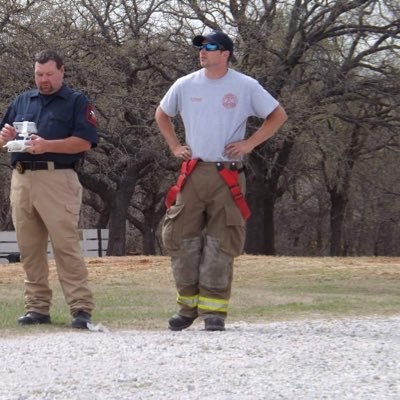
[71,310,91,329]
[168,314,196,331]
[204,316,225,331]
[18,311,51,325]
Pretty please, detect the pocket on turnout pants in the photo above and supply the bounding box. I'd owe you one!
[220,204,246,257]
[162,204,185,252]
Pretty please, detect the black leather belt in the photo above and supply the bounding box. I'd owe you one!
[14,161,75,174]
[216,161,245,173]
[197,159,245,173]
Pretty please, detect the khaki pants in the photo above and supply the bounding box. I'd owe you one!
[10,168,94,315]
[162,162,246,319]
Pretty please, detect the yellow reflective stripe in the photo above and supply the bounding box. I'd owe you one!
[177,293,199,308]
[198,296,229,312]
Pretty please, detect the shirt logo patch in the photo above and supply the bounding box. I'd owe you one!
[86,104,97,126]
[190,97,202,103]
[222,93,238,109]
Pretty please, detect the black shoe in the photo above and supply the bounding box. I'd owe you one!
[168,314,196,331]
[71,310,91,329]
[18,311,51,325]
[204,316,225,331]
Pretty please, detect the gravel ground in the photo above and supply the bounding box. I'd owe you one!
[0,316,399,400]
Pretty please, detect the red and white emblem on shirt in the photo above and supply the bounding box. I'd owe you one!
[86,104,97,126]
[222,93,238,109]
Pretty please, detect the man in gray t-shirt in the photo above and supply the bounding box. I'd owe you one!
[155,30,287,332]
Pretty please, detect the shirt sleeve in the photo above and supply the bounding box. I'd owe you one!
[250,79,279,119]
[159,80,182,117]
[72,94,98,148]
[0,102,17,128]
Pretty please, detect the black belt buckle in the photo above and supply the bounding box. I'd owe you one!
[15,161,25,174]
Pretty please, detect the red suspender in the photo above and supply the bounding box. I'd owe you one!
[216,162,251,221]
[165,159,251,221]
[165,159,198,208]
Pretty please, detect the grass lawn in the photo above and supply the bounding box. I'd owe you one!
[0,255,399,335]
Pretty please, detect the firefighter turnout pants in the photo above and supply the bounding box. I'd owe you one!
[162,161,246,320]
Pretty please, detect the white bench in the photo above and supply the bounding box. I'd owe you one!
[0,229,109,263]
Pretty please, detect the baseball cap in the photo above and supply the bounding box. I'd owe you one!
[192,30,234,54]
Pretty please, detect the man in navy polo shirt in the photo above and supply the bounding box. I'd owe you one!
[0,50,98,329]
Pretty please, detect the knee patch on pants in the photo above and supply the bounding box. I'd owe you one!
[200,235,233,290]
[171,236,202,287]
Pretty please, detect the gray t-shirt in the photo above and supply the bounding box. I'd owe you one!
[160,68,279,161]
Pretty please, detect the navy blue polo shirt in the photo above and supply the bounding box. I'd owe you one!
[0,83,98,165]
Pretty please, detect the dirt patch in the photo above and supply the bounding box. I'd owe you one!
[2,255,400,284]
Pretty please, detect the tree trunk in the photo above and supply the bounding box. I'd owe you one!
[142,211,160,255]
[106,159,148,255]
[329,190,348,256]
[245,176,265,254]
[245,188,276,255]
[263,194,276,255]
[107,191,131,255]
[142,226,156,255]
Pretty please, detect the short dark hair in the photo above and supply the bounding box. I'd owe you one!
[35,50,64,69]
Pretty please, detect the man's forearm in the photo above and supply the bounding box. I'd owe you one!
[155,107,181,152]
[246,105,288,150]
[41,136,91,154]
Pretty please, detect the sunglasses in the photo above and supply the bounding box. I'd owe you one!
[195,43,224,52]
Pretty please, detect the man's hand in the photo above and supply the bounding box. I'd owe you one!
[172,145,192,160]
[223,140,253,159]
[0,124,17,143]
[224,105,288,160]
[25,134,47,155]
